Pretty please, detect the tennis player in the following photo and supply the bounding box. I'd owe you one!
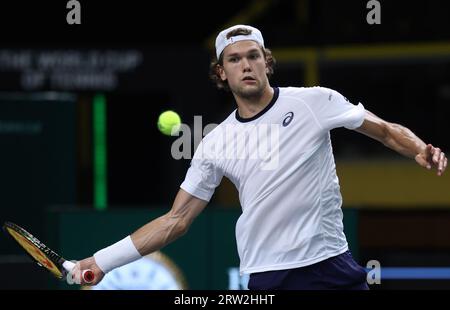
[74,25,447,289]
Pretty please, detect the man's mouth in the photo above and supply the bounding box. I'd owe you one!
[242,76,256,82]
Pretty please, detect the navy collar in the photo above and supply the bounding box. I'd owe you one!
[235,87,279,123]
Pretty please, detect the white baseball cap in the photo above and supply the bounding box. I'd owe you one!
[215,25,265,59]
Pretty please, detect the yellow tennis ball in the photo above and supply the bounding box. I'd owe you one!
[157,110,181,136]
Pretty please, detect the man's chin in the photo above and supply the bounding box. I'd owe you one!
[236,85,263,98]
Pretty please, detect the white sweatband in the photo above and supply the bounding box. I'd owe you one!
[93,235,142,274]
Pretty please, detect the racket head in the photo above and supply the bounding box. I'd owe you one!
[2,221,65,279]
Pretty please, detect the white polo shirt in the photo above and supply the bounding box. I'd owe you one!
[180,86,366,274]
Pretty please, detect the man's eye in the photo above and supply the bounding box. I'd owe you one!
[249,54,260,59]
[229,57,238,62]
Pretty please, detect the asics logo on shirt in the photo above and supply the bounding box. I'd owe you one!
[282,112,294,127]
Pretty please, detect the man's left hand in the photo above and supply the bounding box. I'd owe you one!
[415,144,447,176]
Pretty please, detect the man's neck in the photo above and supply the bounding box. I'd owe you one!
[235,86,274,119]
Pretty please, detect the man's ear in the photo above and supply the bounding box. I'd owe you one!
[265,62,269,74]
[218,65,227,81]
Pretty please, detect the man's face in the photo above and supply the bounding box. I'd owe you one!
[219,40,269,98]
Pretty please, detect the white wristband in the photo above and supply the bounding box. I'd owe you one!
[93,235,142,274]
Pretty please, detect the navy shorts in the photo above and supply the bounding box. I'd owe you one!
[248,251,369,290]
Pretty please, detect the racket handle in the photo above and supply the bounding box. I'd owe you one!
[62,260,95,283]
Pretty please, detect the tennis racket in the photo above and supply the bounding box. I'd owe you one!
[2,221,94,283]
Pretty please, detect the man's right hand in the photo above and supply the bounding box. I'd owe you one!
[71,256,105,286]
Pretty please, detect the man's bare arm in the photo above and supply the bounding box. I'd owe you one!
[355,110,447,176]
[131,189,208,255]
[75,189,207,285]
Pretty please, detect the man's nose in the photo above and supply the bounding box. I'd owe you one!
[241,58,251,71]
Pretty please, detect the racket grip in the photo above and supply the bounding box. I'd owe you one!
[63,260,95,283]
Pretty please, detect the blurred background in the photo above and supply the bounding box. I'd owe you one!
[0,0,450,289]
